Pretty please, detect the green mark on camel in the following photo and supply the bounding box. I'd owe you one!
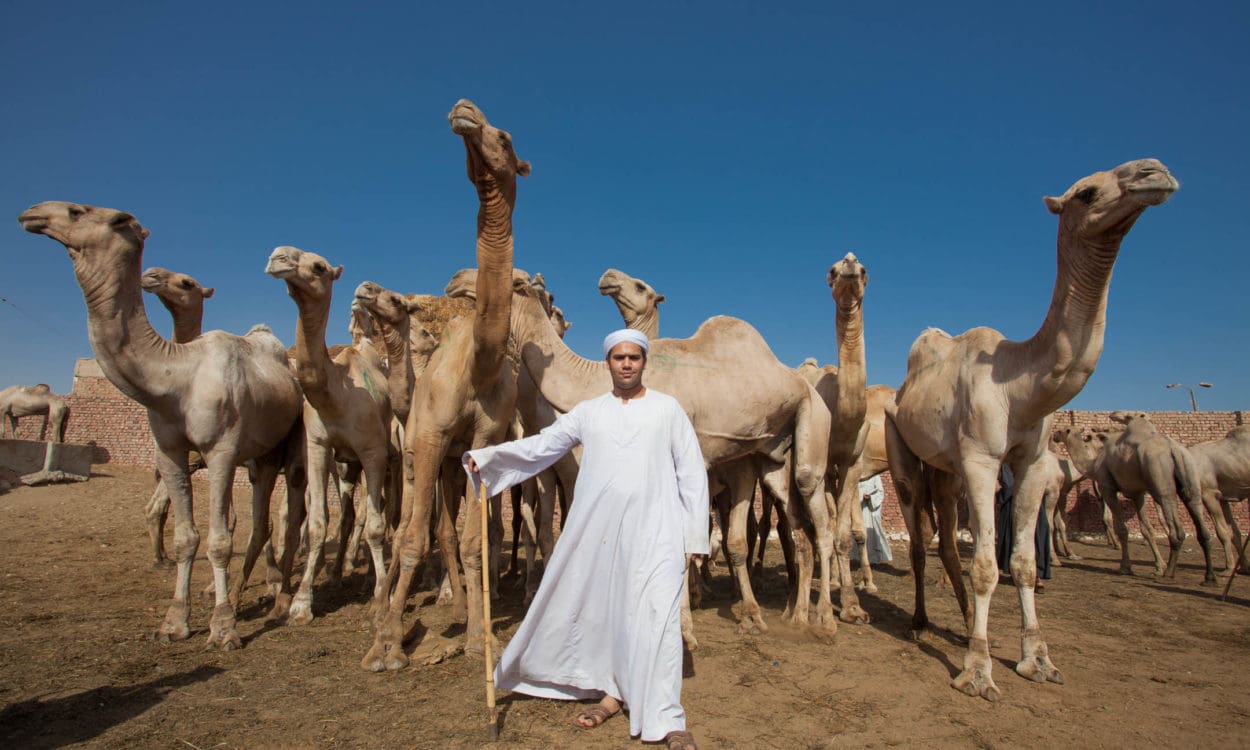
[362,368,383,399]
[649,353,714,371]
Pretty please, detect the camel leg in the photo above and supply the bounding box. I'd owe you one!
[530,469,559,603]
[228,457,280,612]
[330,461,362,580]
[1101,494,1122,550]
[150,446,197,643]
[779,488,815,627]
[507,487,523,578]
[753,486,774,582]
[885,416,935,637]
[435,465,466,613]
[726,468,768,634]
[950,457,1004,702]
[1222,501,1250,570]
[1141,474,1188,580]
[1097,480,1136,575]
[517,478,540,599]
[833,461,869,623]
[145,474,173,568]
[289,437,332,626]
[459,484,499,660]
[1201,489,1236,576]
[932,473,970,633]
[1007,456,1063,688]
[202,452,242,650]
[1177,487,1217,586]
[1053,486,1077,560]
[1044,483,1063,566]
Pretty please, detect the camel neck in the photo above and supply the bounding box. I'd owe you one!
[76,252,179,407]
[377,320,413,423]
[1008,217,1138,422]
[511,292,611,411]
[630,309,660,339]
[472,184,515,386]
[833,298,867,421]
[160,300,203,344]
[292,294,334,405]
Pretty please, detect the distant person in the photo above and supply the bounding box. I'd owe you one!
[852,474,893,565]
[994,464,1052,592]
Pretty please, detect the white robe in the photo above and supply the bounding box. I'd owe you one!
[465,389,709,741]
[851,474,893,564]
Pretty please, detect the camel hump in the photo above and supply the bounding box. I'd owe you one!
[905,327,954,371]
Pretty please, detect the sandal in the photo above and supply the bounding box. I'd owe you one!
[665,730,698,750]
[572,704,619,729]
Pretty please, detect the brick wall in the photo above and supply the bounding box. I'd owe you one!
[13,359,1244,536]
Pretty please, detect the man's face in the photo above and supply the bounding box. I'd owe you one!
[607,342,646,391]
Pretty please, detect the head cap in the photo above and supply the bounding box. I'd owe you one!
[602,328,649,357]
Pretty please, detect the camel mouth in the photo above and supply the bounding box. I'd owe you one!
[597,283,620,296]
[264,247,298,277]
[1128,186,1176,206]
[353,282,379,305]
[450,115,481,136]
[17,210,48,234]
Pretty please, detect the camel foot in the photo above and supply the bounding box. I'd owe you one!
[267,592,293,622]
[839,604,870,625]
[952,667,1001,702]
[151,602,191,643]
[781,605,809,627]
[1017,631,1064,684]
[812,607,839,635]
[735,612,768,636]
[1201,575,1219,588]
[855,580,878,594]
[150,558,174,571]
[464,633,500,662]
[1117,565,1136,577]
[287,595,315,626]
[1065,553,1081,561]
[414,636,463,666]
[361,639,390,673]
[205,603,242,651]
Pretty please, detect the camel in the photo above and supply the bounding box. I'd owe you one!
[364,100,530,672]
[598,268,664,338]
[266,246,398,624]
[0,384,68,442]
[1188,425,1250,571]
[19,201,305,649]
[1095,411,1216,583]
[1051,426,1131,553]
[883,158,1179,701]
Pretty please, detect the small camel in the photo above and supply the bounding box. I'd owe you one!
[1189,425,1250,572]
[20,201,305,649]
[884,159,1178,701]
[0,383,68,442]
[1052,426,1135,553]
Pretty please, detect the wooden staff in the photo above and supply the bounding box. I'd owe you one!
[480,479,499,740]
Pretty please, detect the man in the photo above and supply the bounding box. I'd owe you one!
[853,474,893,565]
[465,328,708,750]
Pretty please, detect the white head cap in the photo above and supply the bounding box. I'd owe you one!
[602,328,650,357]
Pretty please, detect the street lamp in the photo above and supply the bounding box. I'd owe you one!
[1166,382,1213,412]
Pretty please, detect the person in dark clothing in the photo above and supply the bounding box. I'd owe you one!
[994,465,1052,591]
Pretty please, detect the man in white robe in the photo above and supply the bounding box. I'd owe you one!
[465,328,708,749]
[851,474,893,565]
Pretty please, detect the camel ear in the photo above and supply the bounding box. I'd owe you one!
[140,227,151,239]
[517,160,532,177]
[332,265,344,280]
[202,287,215,299]
[1043,195,1065,215]
[1051,432,1061,443]
[655,294,666,306]
[406,298,422,314]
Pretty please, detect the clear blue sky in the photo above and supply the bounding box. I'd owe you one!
[2,2,1247,411]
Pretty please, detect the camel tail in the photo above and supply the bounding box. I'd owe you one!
[1172,444,1203,508]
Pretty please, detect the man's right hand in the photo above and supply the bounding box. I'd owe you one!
[468,456,479,474]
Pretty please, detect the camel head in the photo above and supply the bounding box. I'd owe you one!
[265,246,343,307]
[141,267,214,311]
[349,299,377,343]
[19,202,150,278]
[445,267,533,302]
[598,268,665,325]
[827,252,868,309]
[1108,410,1150,426]
[1043,159,1178,240]
[550,305,571,339]
[355,281,419,331]
[448,99,530,200]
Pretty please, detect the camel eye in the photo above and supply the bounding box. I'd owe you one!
[1076,187,1097,204]
[180,279,194,289]
[313,262,327,274]
[68,206,84,219]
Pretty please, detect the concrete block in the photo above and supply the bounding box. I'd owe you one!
[0,439,95,477]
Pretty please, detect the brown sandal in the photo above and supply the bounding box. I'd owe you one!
[572,704,618,729]
[665,730,698,749]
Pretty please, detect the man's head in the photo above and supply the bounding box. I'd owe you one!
[603,329,649,393]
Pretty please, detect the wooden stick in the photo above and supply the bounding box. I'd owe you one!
[480,479,499,740]
[1220,530,1250,602]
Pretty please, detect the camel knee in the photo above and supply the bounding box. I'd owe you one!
[207,529,232,568]
[364,513,386,547]
[970,555,997,595]
[172,526,200,562]
[1009,555,1036,588]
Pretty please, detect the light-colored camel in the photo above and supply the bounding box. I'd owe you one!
[503,277,835,634]
[19,201,305,649]
[364,100,530,672]
[1051,426,1129,554]
[598,267,664,338]
[1189,425,1250,571]
[1095,411,1216,583]
[883,159,1178,701]
[0,384,68,442]
[267,246,398,624]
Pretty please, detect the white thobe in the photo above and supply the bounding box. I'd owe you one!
[851,474,893,565]
[464,389,709,742]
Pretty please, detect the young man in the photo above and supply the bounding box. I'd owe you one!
[465,328,708,750]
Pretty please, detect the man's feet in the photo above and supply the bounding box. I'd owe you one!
[572,696,621,729]
[665,730,698,749]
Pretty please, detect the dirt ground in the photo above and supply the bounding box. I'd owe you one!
[1,465,1248,749]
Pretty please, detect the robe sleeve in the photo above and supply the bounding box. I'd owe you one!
[463,405,583,498]
[670,402,710,555]
[860,475,884,512]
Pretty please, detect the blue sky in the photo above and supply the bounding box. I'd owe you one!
[2,2,1247,411]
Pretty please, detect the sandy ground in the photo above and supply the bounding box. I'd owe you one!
[1,464,1248,749]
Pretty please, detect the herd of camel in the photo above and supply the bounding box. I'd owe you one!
[10,98,1250,703]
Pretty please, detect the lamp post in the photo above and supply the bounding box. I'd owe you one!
[1166,382,1212,412]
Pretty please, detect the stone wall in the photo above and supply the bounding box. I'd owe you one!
[12,359,1244,535]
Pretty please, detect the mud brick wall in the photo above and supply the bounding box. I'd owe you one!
[17,359,1244,534]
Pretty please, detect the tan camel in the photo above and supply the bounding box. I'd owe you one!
[883,159,1179,701]
[1051,426,1128,554]
[1095,411,1216,583]
[0,384,68,442]
[19,201,305,649]
[598,268,664,338]
[266,246,398,624]
[1189,425,1250,571]
[364,100,530,672]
